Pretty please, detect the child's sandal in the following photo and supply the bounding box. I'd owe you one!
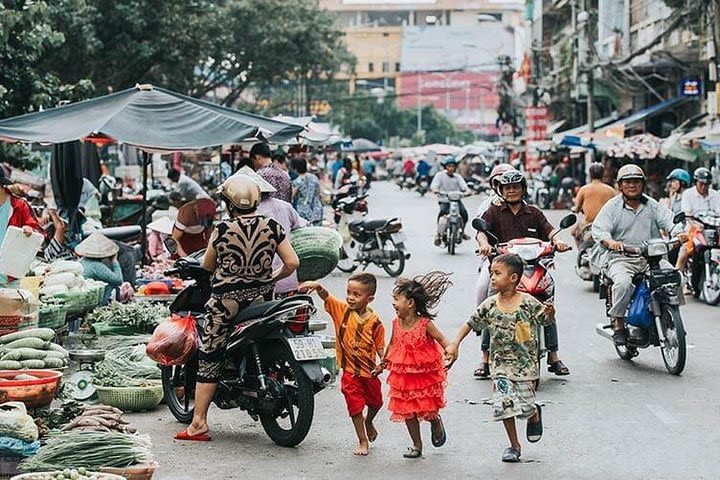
[403,447,422,458]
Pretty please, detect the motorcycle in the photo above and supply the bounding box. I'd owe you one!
[574,224,601,292]
[595,235,687,375]
[416,175,430,197]
[466,174,491,195]
[685,211,720,306]
[555,177,576,210]
[160,256,331,447]
[527,174,551,209]
[336,216,410,277]
[472,213,577,386]
[437,192,467,255]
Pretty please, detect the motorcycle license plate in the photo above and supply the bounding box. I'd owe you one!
[288,336,326,361]
[391,232,406,243]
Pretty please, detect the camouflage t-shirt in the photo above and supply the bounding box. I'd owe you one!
[468,293,546,381]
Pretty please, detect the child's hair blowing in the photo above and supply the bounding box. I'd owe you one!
[393,271,453,319]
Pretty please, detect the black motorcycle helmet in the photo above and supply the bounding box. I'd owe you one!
[694,167,711,184]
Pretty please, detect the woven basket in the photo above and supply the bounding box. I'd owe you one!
[52,291,86,316]
[94,384,163,412]
[100,463,157,480]
[290,227,343,282]
[38,303,68,329]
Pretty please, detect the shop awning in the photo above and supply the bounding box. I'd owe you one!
[602,97,691,131]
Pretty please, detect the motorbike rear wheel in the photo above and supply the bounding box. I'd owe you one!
[380,238,405,277]
[336,241,358,273]
[448,224,457,255]
[161,360,198,424]
[659,305,686,375]
[700,257,720,306]
[258,343,315,447]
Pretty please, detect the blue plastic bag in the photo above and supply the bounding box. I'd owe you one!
[0,436,40,457]
[627,281,654,328]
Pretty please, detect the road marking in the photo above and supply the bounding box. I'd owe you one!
[646,404,678,425]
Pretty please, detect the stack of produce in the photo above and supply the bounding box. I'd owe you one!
[92,345,160,388]
[17,431,154,473]
[60,405,136,435]
[0,402,40,459]
[89,303,168,336]
[0,329,69,370]
[37,298,68,330]
[38,262,104,314]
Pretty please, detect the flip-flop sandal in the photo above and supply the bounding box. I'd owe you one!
[473,362,490,379]
[526,404,543,443]
[501,447,521,463]
[403,447,422,459]
[174,429,212,442]
[431,415,447,448]
[547,360,570,376]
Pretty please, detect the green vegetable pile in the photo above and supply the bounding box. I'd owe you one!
[92,345,160,387]
[0,328,69,369]
[18,431,154,472]
[88,303,168,332]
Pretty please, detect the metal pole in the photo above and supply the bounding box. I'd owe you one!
[416,73,422,134]
[141,151,148,264]
[585,0,595,133]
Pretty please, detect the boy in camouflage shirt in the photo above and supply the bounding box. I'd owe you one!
[446,253,552,463]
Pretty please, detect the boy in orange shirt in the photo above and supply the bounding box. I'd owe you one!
[300,273,385,456]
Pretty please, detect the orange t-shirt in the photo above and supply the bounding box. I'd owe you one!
[575,181,616,223]
[324,295,385,378]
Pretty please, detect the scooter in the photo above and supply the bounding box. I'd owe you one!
[574,223,600,292]
[473,213,576,385]
[685,211,720,306]
[528,174,551,209]
[595,229,687,375]
[437,192,466,255]
[337,217,410,277]
[160,255,331,447]
[333,191,369,272]
[416,176,430,197]
[555,177,576,210]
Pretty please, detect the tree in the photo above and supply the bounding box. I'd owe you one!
[195,0,353,106]
[0,0,94,118]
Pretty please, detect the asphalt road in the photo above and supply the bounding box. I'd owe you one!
[132,181,719,480]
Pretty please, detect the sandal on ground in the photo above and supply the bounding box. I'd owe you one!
[174,429,211,442]
[526,404,543,443]
[473,362,490,379]
[403,447,422,458]
[547,360,570,376]
[431,415,447,448]
[501,447,521,463]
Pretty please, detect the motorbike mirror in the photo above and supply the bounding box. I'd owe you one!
[559,214,577,230]
[472,217,489,232]
[673,212,686,224]
[164,237,178,255]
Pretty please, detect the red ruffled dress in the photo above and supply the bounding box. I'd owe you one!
[386,316,447,422]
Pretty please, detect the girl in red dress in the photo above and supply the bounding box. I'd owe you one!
[373,271,453,458]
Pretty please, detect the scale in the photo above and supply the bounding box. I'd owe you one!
[67,350,106,401]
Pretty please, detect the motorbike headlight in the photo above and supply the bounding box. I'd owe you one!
[645,241,669,257]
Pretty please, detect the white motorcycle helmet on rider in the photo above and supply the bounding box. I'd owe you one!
[494,169,527,203]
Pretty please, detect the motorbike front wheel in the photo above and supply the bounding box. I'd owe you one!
[659,305,687,375]
[614,343,639,361]
[448,224,458,255]
[161,359,198,424]
[380,239,405,277]
[701,257,720,306]
[336,241,358,273]
[258,343,315,447]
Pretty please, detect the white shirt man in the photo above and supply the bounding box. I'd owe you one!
[681,185,720,216]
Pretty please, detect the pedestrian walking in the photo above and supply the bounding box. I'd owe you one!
[446,254,550,463]
[299,274,385,456]
[372,271,453,459]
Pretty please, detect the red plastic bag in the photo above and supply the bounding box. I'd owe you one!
[146,313,198,366]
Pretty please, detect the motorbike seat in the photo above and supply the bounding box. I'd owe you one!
[352,218,396,232]
[232,300,281,325]
[92,225,142,241]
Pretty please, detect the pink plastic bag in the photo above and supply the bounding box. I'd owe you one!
[146,314,198,366]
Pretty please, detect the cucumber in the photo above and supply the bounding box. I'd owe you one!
[44,351,66,359]
[0,360,21,369]
[4,338,49,350]
[1,350,22,361]
[11,348,50,360]
[48,343,68,355]
[0,328,55,344]
[19,359,45,368]
[43,357,64,368]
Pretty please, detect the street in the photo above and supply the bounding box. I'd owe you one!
[133,181,720,480]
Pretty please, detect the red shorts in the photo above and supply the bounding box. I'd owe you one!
[340,371,383,417]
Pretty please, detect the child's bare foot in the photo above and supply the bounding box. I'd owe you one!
[353,440,369,456]
[365,419,378,442]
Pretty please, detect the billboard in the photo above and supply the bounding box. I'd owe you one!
[396,71,500,135]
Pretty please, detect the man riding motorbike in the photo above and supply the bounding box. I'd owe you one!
[431,156,471,246]
[571,162,616,246]
[476,169,572,376]
[591,164,687,346]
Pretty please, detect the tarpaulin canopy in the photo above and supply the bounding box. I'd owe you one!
[606,134,662,160]
[0,84,304,151]
[337,138,382,153]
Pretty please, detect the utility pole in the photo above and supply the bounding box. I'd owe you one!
[583,0,594,133]
[416,73,423,135]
